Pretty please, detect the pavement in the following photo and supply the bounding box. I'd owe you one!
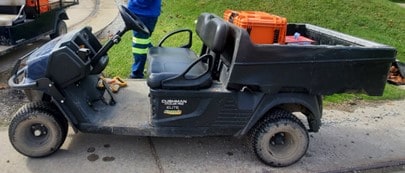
[65,0,118,34]
[1,99,405,173]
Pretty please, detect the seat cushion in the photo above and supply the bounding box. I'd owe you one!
[148,47,200,73]
[0,0,25,6]
[0,14,19,26]
[147,47,211,89]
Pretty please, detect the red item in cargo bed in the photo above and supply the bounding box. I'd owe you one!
[285,35,315,45]
[224,10,287,44]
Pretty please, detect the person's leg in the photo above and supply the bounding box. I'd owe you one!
[130,15,158,78]
[131,31,149,78]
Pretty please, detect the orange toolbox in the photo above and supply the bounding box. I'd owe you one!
[224,10,287,44]
[26,0,50,13]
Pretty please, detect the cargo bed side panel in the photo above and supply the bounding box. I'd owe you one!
[223,23,396,96]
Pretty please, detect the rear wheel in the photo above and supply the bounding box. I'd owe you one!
[50,20,67,39]
[251,109,309,167]
[8,102,67,157]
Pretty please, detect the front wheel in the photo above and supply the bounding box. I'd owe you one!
[8,103,67,157]
[50,20,67,39]
[251,109,309,167]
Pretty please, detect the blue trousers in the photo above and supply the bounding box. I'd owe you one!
[131,15,158,78]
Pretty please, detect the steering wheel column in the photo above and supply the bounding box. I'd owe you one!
[90,5,150,74]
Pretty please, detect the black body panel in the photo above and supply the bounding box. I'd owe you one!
[0,11,57,45]
[220,23,396,96]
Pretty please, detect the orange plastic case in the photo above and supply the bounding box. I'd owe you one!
[26,0,50,13]
[224,10,287,44]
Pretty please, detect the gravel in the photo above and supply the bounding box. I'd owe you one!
[0,70,28,127]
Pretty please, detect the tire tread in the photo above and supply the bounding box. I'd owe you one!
[8,102,68,157]
[250,109,309,167]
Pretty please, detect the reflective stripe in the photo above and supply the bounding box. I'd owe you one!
[133,37,151,45]
[132,47,149,54]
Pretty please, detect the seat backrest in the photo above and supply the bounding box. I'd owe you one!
[194,13,231,80]
[220,23,243,67]
[199,17,229,53]
[196,13,216,39]
[0,0,25,6]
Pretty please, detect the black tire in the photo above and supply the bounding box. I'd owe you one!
[251,109,309,167]
[14,102,68,138]
[8,102,68,157]
[50,20,67,39]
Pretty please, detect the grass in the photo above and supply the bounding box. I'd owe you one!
[324,84,405,104]
[105,0,405,103]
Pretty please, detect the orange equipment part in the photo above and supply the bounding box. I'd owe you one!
[26,0,50,13]
[224,10,287,44]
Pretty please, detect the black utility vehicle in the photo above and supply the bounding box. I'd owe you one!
[0,0,78,56]
[8,5,396,167]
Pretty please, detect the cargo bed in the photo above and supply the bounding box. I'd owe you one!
[220,23,397,96]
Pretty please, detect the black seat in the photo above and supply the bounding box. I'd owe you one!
[147,47,212,89]
[147,14,229,90]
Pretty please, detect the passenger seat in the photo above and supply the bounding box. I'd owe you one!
[147,14,229,90]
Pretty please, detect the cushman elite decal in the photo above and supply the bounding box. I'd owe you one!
[161,99,187,116]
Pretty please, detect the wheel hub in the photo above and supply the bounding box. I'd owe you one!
[271,132,286,146]
[31,124,48,137]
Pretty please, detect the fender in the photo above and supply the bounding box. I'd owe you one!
[53,10,69,31]
[235,93,322,137]
[52,99,79,133]
[57,10,69,20]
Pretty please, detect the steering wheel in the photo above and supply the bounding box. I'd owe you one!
[118,5,150,35]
